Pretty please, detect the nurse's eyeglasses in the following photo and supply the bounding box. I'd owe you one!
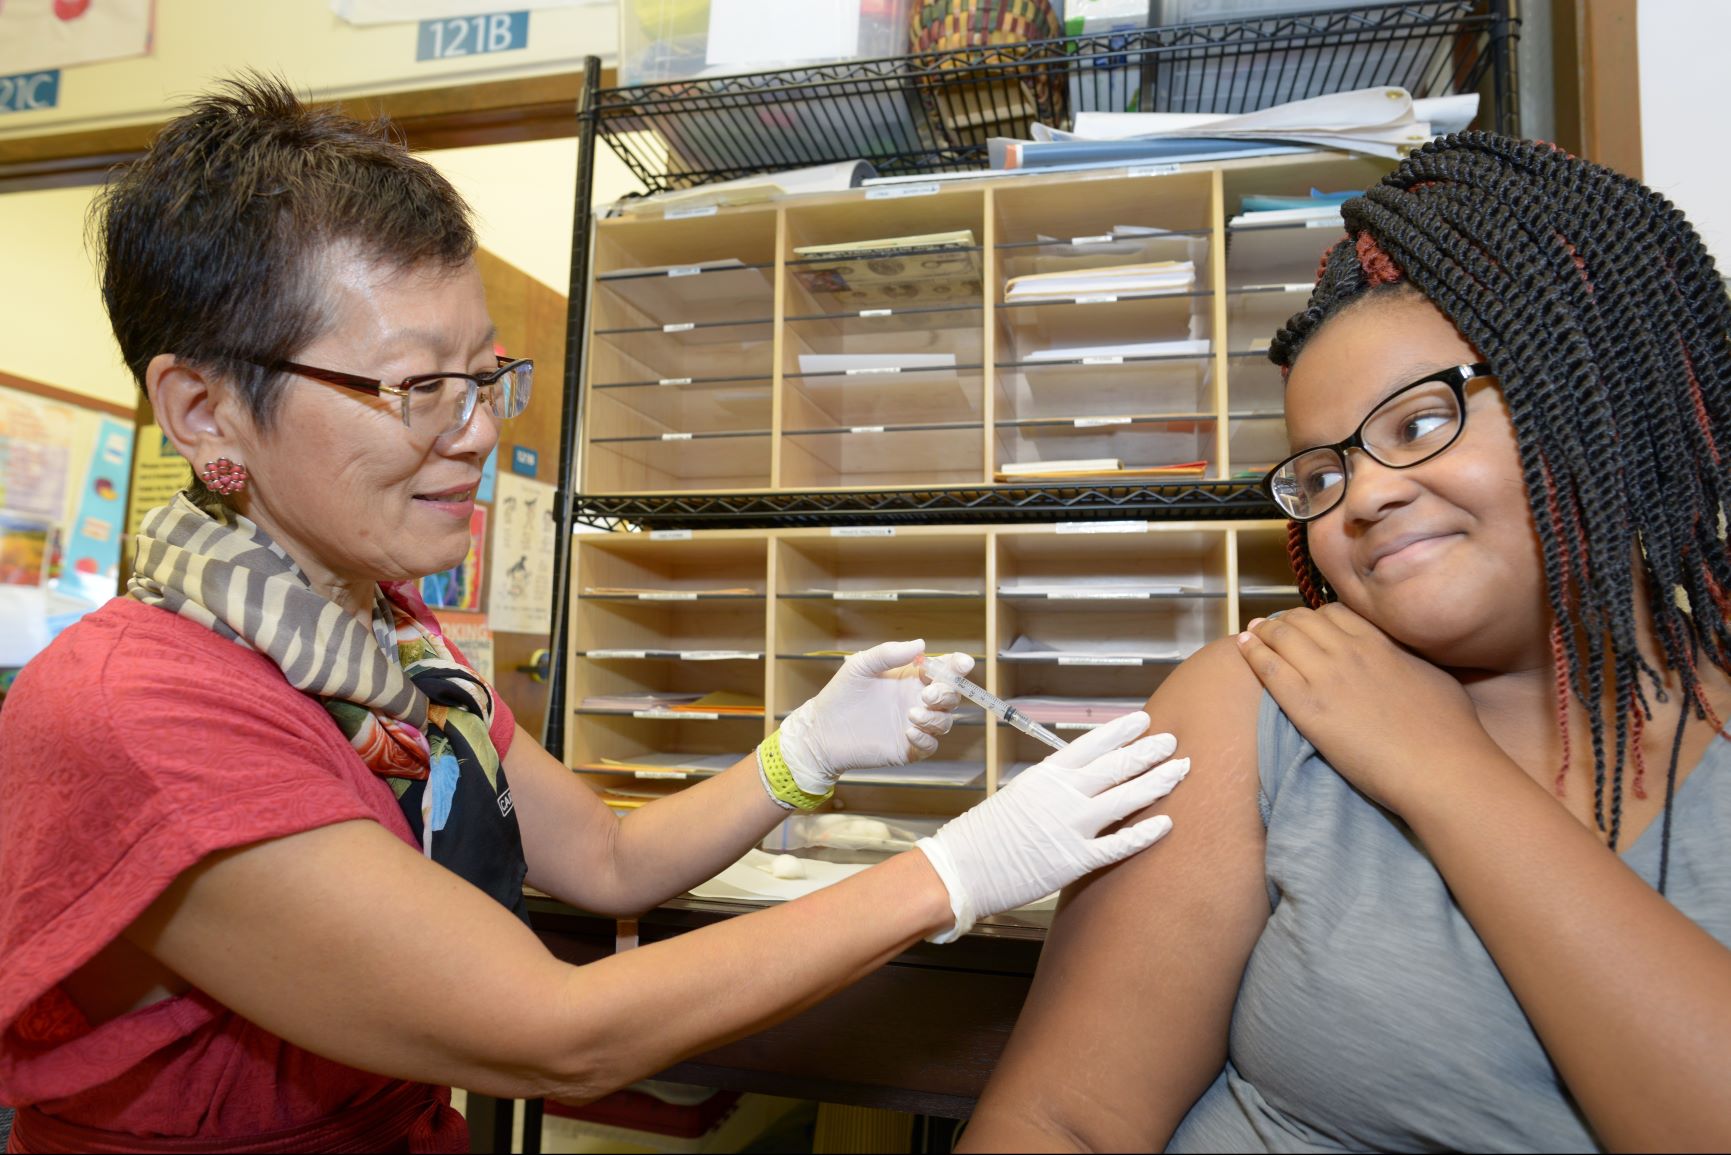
[256,356,534,439]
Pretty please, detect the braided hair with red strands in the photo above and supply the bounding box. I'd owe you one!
[1268,134,1731,892]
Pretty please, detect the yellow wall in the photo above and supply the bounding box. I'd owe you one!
[0,0,616,145]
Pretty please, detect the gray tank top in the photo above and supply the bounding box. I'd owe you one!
[1167,692,1731,1153]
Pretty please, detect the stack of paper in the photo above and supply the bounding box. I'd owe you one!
[617,160,878,215]
[998,579,1200,597]
[839,761,986,787]
[1022,338,1210,364]
[585,752,747,776]
[1229,190,1360,230]
[583,585,761,597]
[581,691,703,712]
[1004,260,1194,304]
[671,691,764,716]
[791,230,981,305]
[1024,90,1481,162]
[1004,696,1147,726]
[996,459,1209,481]
[1000,634,1193,664]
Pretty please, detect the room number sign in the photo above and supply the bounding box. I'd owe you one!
[417,12,529,61]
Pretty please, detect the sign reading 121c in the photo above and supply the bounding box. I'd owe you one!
[416,12,529,61]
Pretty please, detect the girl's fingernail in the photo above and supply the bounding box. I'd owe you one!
[1246,617,1266,629]
[1236,631,1252,644]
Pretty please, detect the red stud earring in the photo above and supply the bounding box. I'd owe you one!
[201,457,249,496]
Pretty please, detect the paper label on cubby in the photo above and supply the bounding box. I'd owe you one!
[1249,337,1272,351]
[661,432,694,441]
[1074,294,1118,305]
[662,322,695,333]
[831,526,895,537]
[866,183,939,199]
[1128,164,1180,177]
[846,366,901,376]
[639,591,698,600]
[1056,520,1147,535]
[1059,655,1142,666]
[850,425,885,435]
[834,591,898,601]
[1307,217,1345,228]
[633,710,719,720]
[1081,355,1124,365]
[1074,416,1132,428]
[587,649,648,659]
[859,308,892,318]
[665,205,718,219]
[1240,284,1312,294]
[1055,721,1104,730]
[683,650,763,660]
[635,769,690,779]
[650,529,692,540]
[658,377,693,386]
[668,266,702,278]
[1071,234,1114,246]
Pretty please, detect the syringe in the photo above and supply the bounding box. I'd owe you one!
[920,656,1068,753]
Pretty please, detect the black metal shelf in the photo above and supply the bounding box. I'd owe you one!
[570,480,1281,532]
[591,1,1515,195]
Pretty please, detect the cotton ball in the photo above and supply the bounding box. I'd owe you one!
[770,854,806,880]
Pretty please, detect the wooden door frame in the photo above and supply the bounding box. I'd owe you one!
[0,67,610,194]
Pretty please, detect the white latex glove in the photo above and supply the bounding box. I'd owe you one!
[777,639,972,794]
[916,710,1187,943]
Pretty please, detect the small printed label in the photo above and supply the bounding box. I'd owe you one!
[1240,283,1314,293]
[859,308,893,318]
[1074,294,1118,305]
[1059,655,1143,666]
[417,11,528,60]
[682,650,763,661]
[510,445,539,476]
[1057,520,1148,535]
[661,432,694,441]
[635,769,689,779]
[834,591,898,601]
[1307,217,1345,229]
[662,322,695,333]
[1074,416,1132,428]
[633,709,719,720]
[845,366,901,376]
[1128,163,1181,177]
[850,425,886,435]
[1062,590,1149,599]
[1055,721,1104,731]
[1080,355,1125,365]
[658,377,693,386]
[1070,234,1114,246]
[1250,337,1273,351]
[0,70,59,114]
[866,182,940,199]
[639,591,698,600]
[668,265,702,277]
[831,526,895,537]
[650,529,693,540]
[665,204,718,219]
[588,649,648,659]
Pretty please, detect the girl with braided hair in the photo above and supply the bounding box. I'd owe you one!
[961,134,1731,1152]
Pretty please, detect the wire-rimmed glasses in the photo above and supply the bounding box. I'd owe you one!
[1262,363,1494,522]
[264,355,534,438]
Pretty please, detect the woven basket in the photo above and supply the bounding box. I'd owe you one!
[910,0,1068,147]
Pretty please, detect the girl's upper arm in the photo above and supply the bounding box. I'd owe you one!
[961,637,1271,1153]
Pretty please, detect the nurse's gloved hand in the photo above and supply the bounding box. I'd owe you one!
[777,640,971,794]
[916,711,1187,943]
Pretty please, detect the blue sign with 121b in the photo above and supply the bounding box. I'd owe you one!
[417,12,528,61]
[0,70,59,114]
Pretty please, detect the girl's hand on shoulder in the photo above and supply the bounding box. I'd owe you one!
[1234,603,1495,816]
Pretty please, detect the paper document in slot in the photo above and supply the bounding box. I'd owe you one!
[1001,634,1190,663]
[669,691,764,716]
[617,160,878,215]
[791,231,981,305]
[796,353,958,376]
[838,760,986,787]
[593,752,747,774]
[995,460,1208,481]
[1004,260,1195,303]
[1023,338,1210,363]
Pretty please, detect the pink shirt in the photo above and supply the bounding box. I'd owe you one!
[0,594,512,1141]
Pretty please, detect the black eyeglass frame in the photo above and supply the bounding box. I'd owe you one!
[1262,362,1495,522]
[260,355,534,434]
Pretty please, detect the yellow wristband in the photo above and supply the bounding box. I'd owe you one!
[757,730,833,812]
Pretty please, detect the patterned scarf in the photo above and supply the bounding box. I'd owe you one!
[128,493,527,921]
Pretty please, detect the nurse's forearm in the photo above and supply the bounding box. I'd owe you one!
[596,755,788,910]
[531,848,953,1104]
